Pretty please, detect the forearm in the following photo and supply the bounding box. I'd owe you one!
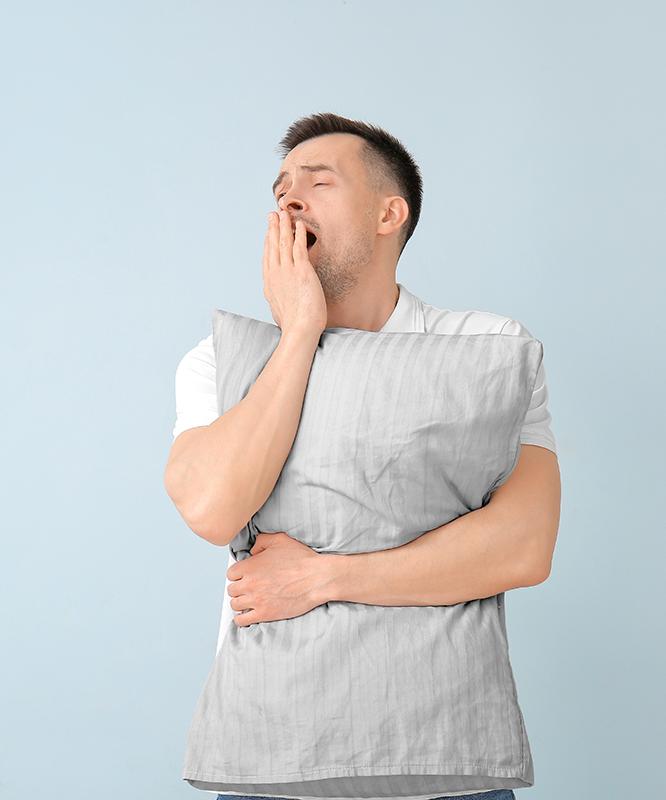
[165,325,322,545]
[318,504,538,607]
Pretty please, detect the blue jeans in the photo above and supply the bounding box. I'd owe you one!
[216,793,516,800]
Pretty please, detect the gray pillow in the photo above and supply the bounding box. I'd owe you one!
[182,308,543,798]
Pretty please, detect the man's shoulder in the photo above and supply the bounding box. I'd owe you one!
[420,298,526,337]
[176,333,215,379]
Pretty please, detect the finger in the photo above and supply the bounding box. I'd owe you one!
[267,211,279,273]
[293,219,306,262]
[278,208,294,267]
[233,610,257,626]
[230,593,252,610]
[263,214,273,283]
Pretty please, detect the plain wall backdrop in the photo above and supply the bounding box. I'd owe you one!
[1,1,664,798]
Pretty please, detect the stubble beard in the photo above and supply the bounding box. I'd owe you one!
[310,228,374,305]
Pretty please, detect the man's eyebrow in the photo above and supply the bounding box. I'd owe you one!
[271,163,338,196]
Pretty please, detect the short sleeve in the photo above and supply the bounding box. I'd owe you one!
[172,334,219,440]
[500,318,558,456]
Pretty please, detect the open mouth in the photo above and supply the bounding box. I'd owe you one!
[293,226,318,250]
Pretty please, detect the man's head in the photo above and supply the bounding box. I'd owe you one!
[272,112,423,303]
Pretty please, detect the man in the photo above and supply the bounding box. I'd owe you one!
[164,112,561,800]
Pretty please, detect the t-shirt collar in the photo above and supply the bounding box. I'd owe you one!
[379,282,425,334]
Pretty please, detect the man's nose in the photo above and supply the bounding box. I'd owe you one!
[278,196,303,213]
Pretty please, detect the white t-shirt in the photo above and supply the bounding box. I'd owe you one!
[172,282,558,660]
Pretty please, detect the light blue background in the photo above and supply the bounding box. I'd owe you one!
[2,1,664,798]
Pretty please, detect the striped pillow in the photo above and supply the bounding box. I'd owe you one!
[182,307,543,798]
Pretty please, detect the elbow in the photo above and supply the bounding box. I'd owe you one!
[164,462,237,547]
[176,499,240,549]
[521,558,552,586]
[183,488,253,547]
[520,534,556,586]
[186,516,236,548]
[515,499,560,586]
[177,500,239,548]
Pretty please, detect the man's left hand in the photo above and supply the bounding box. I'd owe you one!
[226,531,335,627]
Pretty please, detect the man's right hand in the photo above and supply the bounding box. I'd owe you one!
[263,208,328,336]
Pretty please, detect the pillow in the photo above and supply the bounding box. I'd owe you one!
[182,308,543,798]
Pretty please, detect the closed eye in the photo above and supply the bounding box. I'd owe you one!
[276,183,328,201]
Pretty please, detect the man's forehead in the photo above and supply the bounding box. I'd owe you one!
[278,155,340,174]
[281,133,359,169]
[278,136,364,178]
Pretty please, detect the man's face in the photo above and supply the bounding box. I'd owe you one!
[272,133,378,303]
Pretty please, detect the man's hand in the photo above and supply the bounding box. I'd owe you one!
[264,208,328,335]
[226,531,333,627]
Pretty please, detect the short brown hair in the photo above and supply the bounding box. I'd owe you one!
[276,112,423,258]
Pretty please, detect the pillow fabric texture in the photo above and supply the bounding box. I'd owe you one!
[182,308,544,799]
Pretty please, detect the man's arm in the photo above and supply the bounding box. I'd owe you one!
[164,209,330,548]
[164,325,322,547]
[316,444,561,607]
